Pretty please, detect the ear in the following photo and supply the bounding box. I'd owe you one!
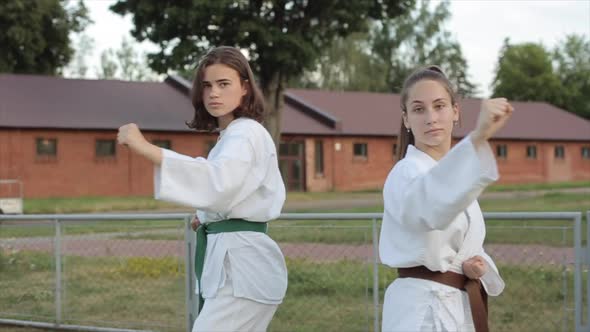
[241,79,248,97]
[452,103,460,122]
[402,112,410,130]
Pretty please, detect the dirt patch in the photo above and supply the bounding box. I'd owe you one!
[1,237,575,267]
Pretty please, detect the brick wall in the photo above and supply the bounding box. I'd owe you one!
[1,129,589,198]
[0,129,214,198]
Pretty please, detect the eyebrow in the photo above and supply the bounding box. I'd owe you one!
[410,97,448,105]
[202,78,232,84]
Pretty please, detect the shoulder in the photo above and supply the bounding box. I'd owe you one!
[223,118,276,161]
[385,155,423,190]
[228,118,274,148]
[226,118,264,138]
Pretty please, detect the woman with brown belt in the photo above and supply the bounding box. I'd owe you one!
[379,66,511,331]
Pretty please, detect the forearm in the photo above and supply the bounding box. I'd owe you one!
[131,141,163,166]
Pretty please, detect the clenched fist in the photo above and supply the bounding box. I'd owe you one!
[117,123,163,165]
[462,255,488,280]
[117,123,147,149]
[471,98,514,145]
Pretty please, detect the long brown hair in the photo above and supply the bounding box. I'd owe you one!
[396,65,458,160]
[187,46,265,132]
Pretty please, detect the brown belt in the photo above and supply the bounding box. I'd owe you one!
[398,266,489,332]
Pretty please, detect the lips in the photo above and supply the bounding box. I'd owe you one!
[425,128,443,134]
[208,102,222,107]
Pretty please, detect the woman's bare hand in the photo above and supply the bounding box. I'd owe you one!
[462,255,488,279]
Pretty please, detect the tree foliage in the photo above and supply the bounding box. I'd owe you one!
[110,0,414,143]
[492,35,590,119]
[492,39,562,105]
[292,1,477,96]
[0,0,91,75]
[371,0,477,96]
[553,34,590,119]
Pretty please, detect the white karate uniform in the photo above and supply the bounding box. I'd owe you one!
[154,118,288,331]
[379,135,505,332]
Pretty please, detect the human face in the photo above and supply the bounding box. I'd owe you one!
[403,79,459,160]
[202,63,247,129]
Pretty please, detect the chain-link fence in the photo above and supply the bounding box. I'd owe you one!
[0,212,587,332]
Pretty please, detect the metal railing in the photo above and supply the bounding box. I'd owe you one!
[0,211,587,332]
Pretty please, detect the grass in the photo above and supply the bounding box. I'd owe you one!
[3,191,587,246]
[2,187,588,331]
[0,220,186,239]
[486,180,590,192]
[0,250,580,332]
[22,196,186,214]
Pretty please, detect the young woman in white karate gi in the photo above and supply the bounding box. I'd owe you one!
[379,66,512,332]
[117,46,287,332]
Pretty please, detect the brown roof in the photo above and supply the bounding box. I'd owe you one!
[0,74,193,132]
[284,89,590,141]
[1,74,589,141]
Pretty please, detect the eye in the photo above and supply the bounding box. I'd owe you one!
[435,103,445,110]
[412,107,424,113]
[220,82,230,87]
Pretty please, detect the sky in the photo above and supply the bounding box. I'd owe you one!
[79,0,590,97]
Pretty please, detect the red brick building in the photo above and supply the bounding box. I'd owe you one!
[1,74,589,198]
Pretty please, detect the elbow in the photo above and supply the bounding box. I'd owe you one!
[399,207,452,231]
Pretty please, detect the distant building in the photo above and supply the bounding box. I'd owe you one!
[1,74,589,198]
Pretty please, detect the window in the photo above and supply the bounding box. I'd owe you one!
[555,145,565,159]
[36,138,57,157]
[153,139,171,150]
[582,147,590,160]
[526,145,537,159]
[279,142,303,156]
[496,144,507,159]
[314,140,324,175]
[96,139,116,157]
[353,143,368,158]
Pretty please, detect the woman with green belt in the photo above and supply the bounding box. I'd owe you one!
[117,46,287,332]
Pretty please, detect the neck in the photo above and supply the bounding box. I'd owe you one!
[415,139,451,161]
[218,114,235,130]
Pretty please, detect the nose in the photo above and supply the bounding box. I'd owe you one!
[425,107,437,125]
[209,86,220,98]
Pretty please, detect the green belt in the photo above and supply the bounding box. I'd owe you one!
[195,218,268,314]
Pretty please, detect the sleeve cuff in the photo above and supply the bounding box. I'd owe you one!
[466,133,499,184]
[480,253,505,296]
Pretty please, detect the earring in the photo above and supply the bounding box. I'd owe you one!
[453,121,458,127]
[406,128,411,133]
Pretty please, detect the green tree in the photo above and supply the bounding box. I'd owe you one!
[491,39,563,106]
[293,1,477,96]
[99,49,118,79]
[0,0,91,75]
[116,37,156,81]
[65,33,94,78]
[371,0,477,96]
[553,34,590,119]
[292,32,386,92]
[98,38,158,81]
[110,0,414,144]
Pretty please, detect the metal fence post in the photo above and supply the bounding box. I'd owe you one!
[372,218,380,332]
[54,219,62,326]
[184,216,196,332]
[586,211,590,332]
[574,214,585,331]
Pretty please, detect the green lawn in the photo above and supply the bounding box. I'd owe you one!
[0,220,186,239]
[3,191,587,246]
[0,250,578,332]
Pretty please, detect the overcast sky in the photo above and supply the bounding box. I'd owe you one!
[80,0,590,97]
